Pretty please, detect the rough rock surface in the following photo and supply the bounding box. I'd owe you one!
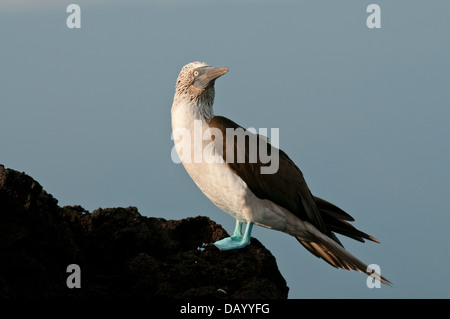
[0,165,289,298]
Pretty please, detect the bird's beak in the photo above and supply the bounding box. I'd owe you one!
[193,66,229,89]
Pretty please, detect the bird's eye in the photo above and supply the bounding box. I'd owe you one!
[194,71,199,77]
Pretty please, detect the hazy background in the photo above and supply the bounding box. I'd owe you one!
[1,0,449,298]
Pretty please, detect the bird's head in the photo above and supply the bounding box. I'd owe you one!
[173,62,229,107]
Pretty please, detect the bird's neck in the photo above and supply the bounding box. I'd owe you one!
[171,97,215,169]
[171,96,214,126]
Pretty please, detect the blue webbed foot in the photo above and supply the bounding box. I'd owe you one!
[213,236,250,250]
[213,221,253,251]
[213,235,243,246]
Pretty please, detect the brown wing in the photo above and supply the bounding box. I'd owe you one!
[208,116,391,283]
[208,115,329,236]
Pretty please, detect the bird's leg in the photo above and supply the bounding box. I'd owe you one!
[214,221,253,251]
[213,220,243,247]
[231,219,244,238]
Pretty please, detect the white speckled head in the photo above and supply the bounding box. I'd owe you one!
[172,62,228,120]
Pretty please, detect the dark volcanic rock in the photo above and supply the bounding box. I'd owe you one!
[0,165,289,298]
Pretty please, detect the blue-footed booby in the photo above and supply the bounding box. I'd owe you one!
[170,61,391,285]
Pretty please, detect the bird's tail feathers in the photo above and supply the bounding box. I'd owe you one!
[314,196,380,244]
[296,230,392,286]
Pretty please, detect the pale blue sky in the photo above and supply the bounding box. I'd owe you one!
[1,1,449,298]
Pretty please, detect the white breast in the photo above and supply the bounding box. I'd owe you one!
[171,102,309,237]
[171,104,249,221]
